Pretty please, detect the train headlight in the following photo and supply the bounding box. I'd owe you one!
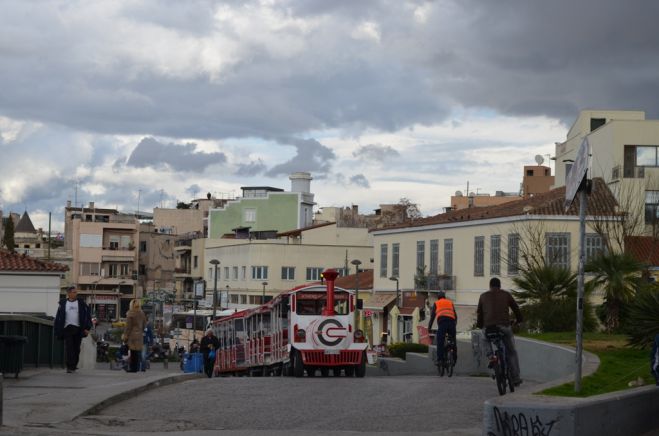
[354,329,365,343]
[295,328,306,342]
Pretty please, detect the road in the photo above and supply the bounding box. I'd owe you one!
[98,375,491,435]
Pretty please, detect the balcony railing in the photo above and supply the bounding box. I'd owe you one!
[623,166,645,179]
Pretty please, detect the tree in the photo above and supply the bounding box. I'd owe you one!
[414,265,428,290]
[585,252,643,332]
[625,282,659,348]
[398,197,422,221]
[176,201,191,209]
[2,216,15,251]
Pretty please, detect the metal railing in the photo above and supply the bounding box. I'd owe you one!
[0,314,64,369]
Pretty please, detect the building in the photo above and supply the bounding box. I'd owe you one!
[208,172,315,239]
[64,201,139,319]
[0,249,68,317]
[553,109,659,238]
[370,178,619,342]
[451,191,522,210]
[138,222,176,295]
[204,222,373,306]
[522,164,554,197]
[314,203,412,229]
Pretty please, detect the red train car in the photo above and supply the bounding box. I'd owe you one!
[212,269,368,377]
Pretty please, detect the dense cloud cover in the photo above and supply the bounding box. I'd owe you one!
[1,0,657,230]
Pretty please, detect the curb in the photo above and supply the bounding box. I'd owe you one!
[79,372,203,417]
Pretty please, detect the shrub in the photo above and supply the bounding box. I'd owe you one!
[387,342,428,360]
[626,283,659,348]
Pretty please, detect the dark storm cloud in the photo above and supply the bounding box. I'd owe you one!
[349,174,370,188]
[126,137,226,171]
[235,159,267,177]
[266,138,335,177]
[352,144,400,162]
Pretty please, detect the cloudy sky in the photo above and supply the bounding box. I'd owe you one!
[2,0,658,232]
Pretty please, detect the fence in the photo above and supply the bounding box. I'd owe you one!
[0,314,65,369]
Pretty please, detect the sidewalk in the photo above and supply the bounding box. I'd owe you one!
[1,362,201,430]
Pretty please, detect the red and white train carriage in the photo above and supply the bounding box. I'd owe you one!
[212,269,368,377]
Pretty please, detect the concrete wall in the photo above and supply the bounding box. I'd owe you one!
[0,274,63,317]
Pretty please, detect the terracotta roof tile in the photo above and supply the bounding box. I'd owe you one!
[625,236,659,267]
[0,249,68,273]
[277,221,336,237]
[375,178,619,231]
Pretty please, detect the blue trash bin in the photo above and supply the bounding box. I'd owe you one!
[183,352,204,373]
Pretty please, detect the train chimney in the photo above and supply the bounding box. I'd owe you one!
[322,269,339,316]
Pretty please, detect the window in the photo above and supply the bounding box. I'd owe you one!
[193,256,198,269]
[281,266,295,280]
[392,243,400,277]
[507,234,519,275]
[380,244,388,278]
[230,294,239,304]
[120,263,130,277]
[526,169,533,176]
[241,266,246,280]
[139,241,147,252]
[335,267,349,277]
[474,236,484,276]
[306,267,323,281]
[109,235,119,250]
[80,262,100,276]
[244,208,256,222]
[251,266,268,280]
[233,266,238,280]
[224,267,230,280]
[585,234,606,261]
[444,239,453,275]
[637,146,658,166]
[590,118,606,131]
[108,264,119,277]
[240,294,247,304]
[490,235,501,275]
[546,232,571,270]
[429,240,439,276]
[416,241,425,272]
[645,191,659,224]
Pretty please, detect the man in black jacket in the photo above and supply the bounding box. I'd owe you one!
[54,285,93,373]
[200,329,220,378]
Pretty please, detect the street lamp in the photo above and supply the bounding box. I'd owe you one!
[210,259,220,319]
[262,281,268,304]
[389,276,400,307]
[351,259,362,327]
[225,285,230,310]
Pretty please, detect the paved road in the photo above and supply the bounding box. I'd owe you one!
[93,375,491,434]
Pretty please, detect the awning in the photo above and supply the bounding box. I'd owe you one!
[363,292,397,310]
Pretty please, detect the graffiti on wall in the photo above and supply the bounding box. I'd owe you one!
[487,406,558,436]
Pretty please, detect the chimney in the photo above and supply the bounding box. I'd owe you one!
[322,269,339,316]
[89,201,95,209]
[66,200,71,208]
[289,172,312,193]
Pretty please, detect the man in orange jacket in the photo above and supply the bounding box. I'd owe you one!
[428,291,457,366]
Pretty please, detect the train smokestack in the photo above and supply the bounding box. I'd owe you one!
[322,269,339,316]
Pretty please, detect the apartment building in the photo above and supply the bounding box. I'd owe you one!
[64,201,139,319]
[554,109,659,238]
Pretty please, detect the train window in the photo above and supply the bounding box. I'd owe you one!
[296,299,349,315]
[261,313,271,332]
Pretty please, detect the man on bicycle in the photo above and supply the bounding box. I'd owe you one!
[428,291,457,367]
[477,277,524,386]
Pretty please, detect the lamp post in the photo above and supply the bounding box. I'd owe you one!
[351,259,362,328]
[389,276,400,307]
[225,285,230,310]
[210,259,220,319]
[261,281,268,304]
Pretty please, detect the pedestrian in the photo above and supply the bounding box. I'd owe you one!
[141,322,154,371]
[200,329,220,378]
[476,277,524,387]
[122,299,147,373]
[651,333,659,386]
[54,285,93,373]
[428,291,458,366]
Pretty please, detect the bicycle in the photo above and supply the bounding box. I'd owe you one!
[437,332,456,377]
[484,326,515,395]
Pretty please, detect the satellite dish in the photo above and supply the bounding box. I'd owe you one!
[535,154,544,165]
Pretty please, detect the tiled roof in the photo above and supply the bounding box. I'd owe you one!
[0,249,68,273]
[375,178,619,231]
[15,211,37,233]
[625,236,659,267]
[277,221,336,237]
[334,269,374,290]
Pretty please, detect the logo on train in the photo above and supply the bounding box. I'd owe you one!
[315,319,347,347]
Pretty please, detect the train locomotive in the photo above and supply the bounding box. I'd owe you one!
[211,269,368,377]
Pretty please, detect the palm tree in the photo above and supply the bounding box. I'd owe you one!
[585,252,643,332]
[512,264,584,332]
[626,282,659,348]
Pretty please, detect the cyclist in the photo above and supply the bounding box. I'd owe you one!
[476,277,524,386]
[428,291,457,367]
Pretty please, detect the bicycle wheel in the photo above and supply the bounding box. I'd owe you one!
[446,348,455,377]
[494,351,507,395]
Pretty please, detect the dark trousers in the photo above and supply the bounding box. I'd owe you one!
[204,353,214,378]
[63,325,83,370]
[128,349,140,372]
[436,319,457,364]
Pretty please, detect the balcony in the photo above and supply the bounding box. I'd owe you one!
[623,166,645,179]
[174,267,192,279]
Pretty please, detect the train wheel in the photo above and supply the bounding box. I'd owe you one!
[320,367,329,377]
[344,366,355,377]
[332,367,342,377]
[355,352,366,378]
[293,351,304,378]
[306,367,316,377]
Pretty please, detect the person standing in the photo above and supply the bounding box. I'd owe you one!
[428,291,458,366]
[122,299,147,373]
[54,285,93,373]
[651,333,659,386]
[141,322,154,371]
[200,329,220,378]
[476,277,524,386]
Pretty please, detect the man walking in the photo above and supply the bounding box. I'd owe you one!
[54,285,93,373]
[428,291,457,367]
[200,329,220,378]
[476,277,524,386]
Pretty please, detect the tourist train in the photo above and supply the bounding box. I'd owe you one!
[210,269,368,377]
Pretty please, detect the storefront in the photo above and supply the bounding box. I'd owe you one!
[91,295,119,321]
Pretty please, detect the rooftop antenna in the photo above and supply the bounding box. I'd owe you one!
[534,154,545,166]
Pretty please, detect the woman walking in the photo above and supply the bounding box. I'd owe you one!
[122,299,147,373]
